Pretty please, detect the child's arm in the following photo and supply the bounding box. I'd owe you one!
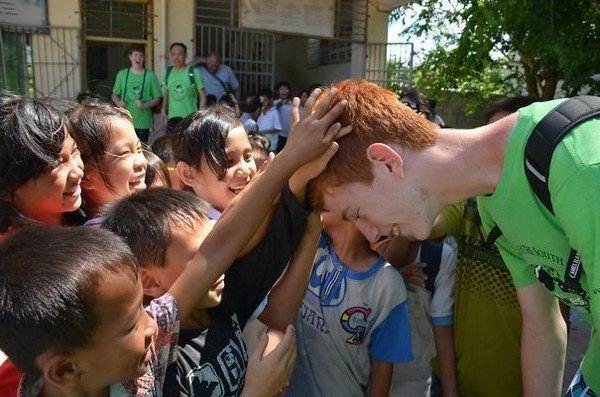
[169,89,351,321]
[368,360,393,397]
[258,211,322,331]
[433,326,459,397]
[430,238,458,397]
[241,325,297,397]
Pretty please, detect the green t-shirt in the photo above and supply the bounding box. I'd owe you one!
[112,68,162,130]
[437,201,522,396]
[478,99,600,393]
[163,66,204,119]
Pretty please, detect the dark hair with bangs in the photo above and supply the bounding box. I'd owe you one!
[69,99,133,189]
[0,94,72,231]
[172,105,242,180]
[102,188,210,268]
[0,94,68,199]
[0,226,137,376]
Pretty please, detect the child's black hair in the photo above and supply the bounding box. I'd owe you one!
[151,134,176,164]
[0,94,70,231]
[0,94,68,198]
[144,148,171,188]
[102,188,210,268]
[249,135,270,169]
[172,104,242,180]
[69,100,133,189]
[0,226,137,376]
[483,96,537,123]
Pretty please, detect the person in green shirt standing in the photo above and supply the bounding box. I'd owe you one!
[161,42,206,134]
[111,45,162,143]
[309,79,600,397]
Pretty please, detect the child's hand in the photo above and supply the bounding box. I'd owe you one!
[281,88,352,168]
[241,325,297,397]
[400,261,427,291]
[135,99,144,109]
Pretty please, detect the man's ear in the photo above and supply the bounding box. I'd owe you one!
[176,161,198,188]
[140,268,166,298]
[41,352,80,389]
[366,143,404,179]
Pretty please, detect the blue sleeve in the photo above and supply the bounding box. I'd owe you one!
[369,301,413,363]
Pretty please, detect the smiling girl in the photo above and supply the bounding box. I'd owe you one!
[69,101,148,225]
[0,94,84,236]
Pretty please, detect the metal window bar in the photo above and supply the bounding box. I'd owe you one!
[364,42,414,91]
[0,25,80,99]
[83,0,148,40]
[195,23,274,97]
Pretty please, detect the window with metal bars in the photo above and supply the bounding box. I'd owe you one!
[83,0,149,40]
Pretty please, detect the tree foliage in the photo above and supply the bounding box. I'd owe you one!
[392,0,600,107]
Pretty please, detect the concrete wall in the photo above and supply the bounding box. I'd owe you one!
[273,0,389,92]
[154,0,195,79]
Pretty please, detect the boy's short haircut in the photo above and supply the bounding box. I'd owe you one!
[128,44,145,55]
[169,42,187,53]
[244,95,261,114]
[276,81,291,91]
[260,88,273,99]
[0,226,137,376]
[102,188,211,268]
[172,104,242,180]
[483,96,536,123]
[69,100,132,189]
[308,79,438,210]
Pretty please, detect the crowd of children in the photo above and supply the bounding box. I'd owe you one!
[1,73,592,397]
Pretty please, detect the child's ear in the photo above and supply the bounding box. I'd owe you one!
[42,352,81,389]
[366,143,404,179]
[176,161,197,188]
[140,268,166,298]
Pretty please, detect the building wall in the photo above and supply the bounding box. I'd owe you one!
[154,0,195,79]
[273,0,389,92]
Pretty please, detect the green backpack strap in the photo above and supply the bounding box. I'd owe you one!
[165,66,173,87]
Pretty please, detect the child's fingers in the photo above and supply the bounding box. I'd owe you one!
[250,331,269,362]
[323,122,342,143]
[320,97,347,124]
[313,88,337,120]
[334,124,353,140]
[302,88,321,118]
[258,152,275,174]
[291,97,301,126]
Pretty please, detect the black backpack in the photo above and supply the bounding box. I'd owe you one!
[484,96,600,290]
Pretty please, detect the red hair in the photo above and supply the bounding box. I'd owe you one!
[309,79,437,209]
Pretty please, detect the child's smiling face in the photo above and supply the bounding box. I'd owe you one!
[13,131,84,223]
[83,117,147,208]
[70,273,158,389]
[187,126,256,213]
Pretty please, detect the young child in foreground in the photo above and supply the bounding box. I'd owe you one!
[0,88,350,397]
[103,188,321,396]
[285,211,413,397]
